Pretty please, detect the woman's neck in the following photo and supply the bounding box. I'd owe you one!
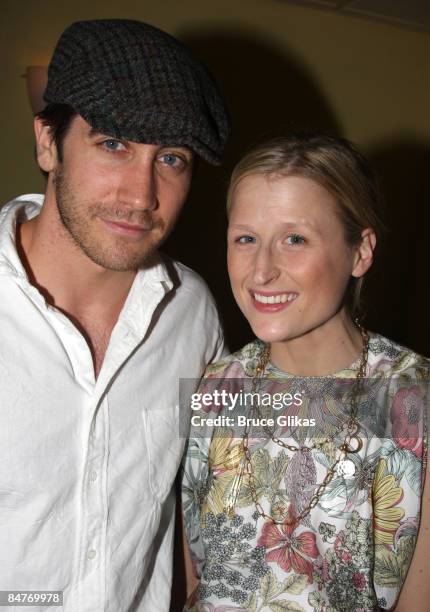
[269,312,364,376]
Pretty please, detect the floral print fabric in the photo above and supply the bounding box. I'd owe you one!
[182,335,429,611]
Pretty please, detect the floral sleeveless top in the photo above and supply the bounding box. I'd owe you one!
[182,334,429,611]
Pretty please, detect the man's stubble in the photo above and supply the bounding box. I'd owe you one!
[53,166,169,272]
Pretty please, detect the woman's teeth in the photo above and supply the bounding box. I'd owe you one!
[253,292,297,304]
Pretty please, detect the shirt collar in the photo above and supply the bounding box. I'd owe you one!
[0,194,44,277]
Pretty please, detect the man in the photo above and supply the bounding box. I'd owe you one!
[0,19,229,611]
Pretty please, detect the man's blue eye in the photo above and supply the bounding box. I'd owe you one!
[103,139,124,151]
[162,154,180,166]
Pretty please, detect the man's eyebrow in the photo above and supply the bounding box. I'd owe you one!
[87,127,113,138]
[88,127,102,138]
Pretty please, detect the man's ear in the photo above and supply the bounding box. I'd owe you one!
[34,116,58,173]
[352,228,377,278]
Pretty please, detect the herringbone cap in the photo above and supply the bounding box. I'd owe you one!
[44,19,230,164]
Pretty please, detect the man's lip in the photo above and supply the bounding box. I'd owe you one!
[102,218,152,236]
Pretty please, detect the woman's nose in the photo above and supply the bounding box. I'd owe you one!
[252,246,280,286]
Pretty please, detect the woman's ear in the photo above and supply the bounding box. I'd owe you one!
[34,116,58,173]
[352,228,377,278]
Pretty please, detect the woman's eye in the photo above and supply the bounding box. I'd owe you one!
[286,234,305,245]
[101,139,126,152]
[236,235,256,244]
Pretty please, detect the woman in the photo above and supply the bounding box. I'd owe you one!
[182,133,429,611]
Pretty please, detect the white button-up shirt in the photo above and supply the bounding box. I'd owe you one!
[0,195,225,611]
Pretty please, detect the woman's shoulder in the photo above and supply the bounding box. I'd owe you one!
[367,332,430,378]
[204,339,265,378]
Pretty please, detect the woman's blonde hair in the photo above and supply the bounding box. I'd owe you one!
[227,133,384,316]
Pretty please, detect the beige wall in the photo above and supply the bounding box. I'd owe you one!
[2,0,429,203]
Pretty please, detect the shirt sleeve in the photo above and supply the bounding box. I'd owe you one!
[208,314,228,365]
[372,377,428,610]
[181,434,210,579]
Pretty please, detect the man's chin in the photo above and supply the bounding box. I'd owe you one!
[80,242,161,272]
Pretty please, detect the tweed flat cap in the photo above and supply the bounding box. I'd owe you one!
[44,19,230,164]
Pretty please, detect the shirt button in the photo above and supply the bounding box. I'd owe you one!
[87,549,96,560]
[89,470,98,482]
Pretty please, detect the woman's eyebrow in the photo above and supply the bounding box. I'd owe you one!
[228,224,255,231]
[229,221,316,231]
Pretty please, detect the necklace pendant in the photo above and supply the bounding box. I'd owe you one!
[337,459,356,479]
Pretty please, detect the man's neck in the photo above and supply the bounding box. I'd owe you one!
[16,203,137,377]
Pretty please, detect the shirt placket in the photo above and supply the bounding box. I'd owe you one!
[77,394,109,612]
[44,311,107,612]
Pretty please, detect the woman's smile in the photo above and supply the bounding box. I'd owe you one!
[250,290,299,312]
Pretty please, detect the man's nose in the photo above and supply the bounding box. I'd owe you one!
[252,246,280,286]
[117,160,158,211]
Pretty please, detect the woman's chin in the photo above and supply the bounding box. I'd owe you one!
[251,324,293,345]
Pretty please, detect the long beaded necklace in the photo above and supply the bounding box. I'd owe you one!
[223,327,370,527]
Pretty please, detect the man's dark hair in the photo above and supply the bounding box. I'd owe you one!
[35,103,77,176]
